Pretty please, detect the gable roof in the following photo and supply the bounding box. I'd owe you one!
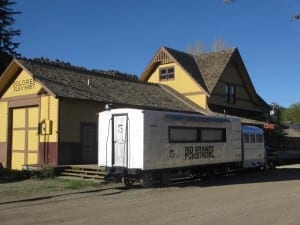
[196,48,235,93]
[140,46,209,94]
[198,48,269,107]
[141,46,268,108]
[163,47,208,93]
[0,58,207,114]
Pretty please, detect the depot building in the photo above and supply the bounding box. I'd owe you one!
[0,58,203,170]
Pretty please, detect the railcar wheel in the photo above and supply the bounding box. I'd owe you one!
[123,176,134,187]
[141,172,153,188]
[161,172,171,186]
[267,160,276,170]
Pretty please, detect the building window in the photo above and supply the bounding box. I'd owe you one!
[225,83,236,104]
[159,67,174,81]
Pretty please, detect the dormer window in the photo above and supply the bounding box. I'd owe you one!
[225,83,236,104]
[159,67,174,81]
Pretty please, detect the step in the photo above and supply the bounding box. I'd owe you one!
[60,172,104,179]
[58,165,107,181]
[70,165,105,170]
[64,168,106,175]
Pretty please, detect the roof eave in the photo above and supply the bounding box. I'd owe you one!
[163,47,210,96]
[140,46,165,81]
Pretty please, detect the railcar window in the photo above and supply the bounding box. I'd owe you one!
[169,127,198,142]
[256,134,263,143]
[243,134,249,143]
[250,134,256,143]
[200,128,226,142]
[169,127,226,143]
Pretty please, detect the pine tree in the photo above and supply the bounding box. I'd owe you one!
[0,0,20,55]
[0,0,21,73]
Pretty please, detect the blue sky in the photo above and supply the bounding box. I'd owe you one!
[13,0,300,107]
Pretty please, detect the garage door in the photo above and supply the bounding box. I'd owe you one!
[11,107,39,170]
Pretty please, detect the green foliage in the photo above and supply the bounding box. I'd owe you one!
[0,166,56,182]
[0,167,31,181]
[269,103,285,124]
[282,103,300,123]
[30,167,55,179]
[0,0,21,56]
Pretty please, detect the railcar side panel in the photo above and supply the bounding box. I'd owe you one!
[242,125,265,168]
[143,111,242,170]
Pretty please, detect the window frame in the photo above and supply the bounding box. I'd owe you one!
[243,133,250,143]
[168,126,226,143]
[255,134,263,143]
[225,83,236,104]
[159,67,175,81]
[250,134,256,143]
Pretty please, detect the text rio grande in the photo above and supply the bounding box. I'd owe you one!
[185,145,215,160]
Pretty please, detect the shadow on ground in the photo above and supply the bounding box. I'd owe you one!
[170,167,300,188]
[1,166,299,205]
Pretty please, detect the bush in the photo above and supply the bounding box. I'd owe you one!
[0,166,55,182]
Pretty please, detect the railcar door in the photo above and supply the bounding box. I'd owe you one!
[112,114,128,168]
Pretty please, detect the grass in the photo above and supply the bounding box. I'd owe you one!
[0,165,101,202]
[0,177,99,202]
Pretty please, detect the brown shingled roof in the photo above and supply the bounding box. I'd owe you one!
[197,48,235,93]
[163,47,208,93]
[15,58,206,114]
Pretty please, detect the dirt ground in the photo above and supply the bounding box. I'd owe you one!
[0,165,299,225]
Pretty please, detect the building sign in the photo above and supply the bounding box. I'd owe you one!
[13,79,36,92]
[185,145,215,160]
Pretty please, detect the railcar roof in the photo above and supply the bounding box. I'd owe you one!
[242,125,263,134]
[165,114,231,123]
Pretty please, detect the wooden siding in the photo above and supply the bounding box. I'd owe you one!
[59,99,104,164]
[59,99,103,142]
[0,142,7,167]
[0,102,8,143]
[39,142,58,165]
[148,63,207,109]
[0,67,60,168]
[2,70,42,98]
[209,64,262,112]
[40,96,59,143]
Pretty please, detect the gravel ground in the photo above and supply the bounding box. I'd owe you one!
[0,165,299,225]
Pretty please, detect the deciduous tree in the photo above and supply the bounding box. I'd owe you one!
[282,103,300,123]
[222,0,300,21]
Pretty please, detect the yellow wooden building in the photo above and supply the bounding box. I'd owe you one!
[0,58,204,170]
[140,46,270,121]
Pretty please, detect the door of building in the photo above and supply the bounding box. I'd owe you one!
[81,123,97,163]
[11,106,39,170]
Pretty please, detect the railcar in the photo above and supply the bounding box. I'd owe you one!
[98,108,266,187]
